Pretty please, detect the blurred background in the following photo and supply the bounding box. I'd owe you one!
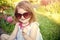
[0,0,60,40]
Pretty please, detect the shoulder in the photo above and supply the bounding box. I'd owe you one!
[30,22,39,30]
[15,22,20,28]
[31,22,39,27]
[15,22,20,26]
[29,22,40,39]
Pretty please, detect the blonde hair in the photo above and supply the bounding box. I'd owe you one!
[14,1,36,23]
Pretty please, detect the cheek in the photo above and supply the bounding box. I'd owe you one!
[26,18,31,21]
[25,18,30,22]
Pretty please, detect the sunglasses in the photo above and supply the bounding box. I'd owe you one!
[15,12,32,19]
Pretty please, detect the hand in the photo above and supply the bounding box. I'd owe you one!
[22,28,28,36]
[15,23,20,30]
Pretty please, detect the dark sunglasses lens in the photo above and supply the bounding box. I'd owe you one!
[23,12,31,19]
[15,13,21,19]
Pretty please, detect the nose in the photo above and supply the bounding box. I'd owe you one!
[21,15,25,20]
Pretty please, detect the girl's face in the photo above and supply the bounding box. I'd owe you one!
[17,8,31,23]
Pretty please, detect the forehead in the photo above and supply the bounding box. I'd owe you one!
[18,8,27,14]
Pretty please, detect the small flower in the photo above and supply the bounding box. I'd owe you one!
[6,16,13,23]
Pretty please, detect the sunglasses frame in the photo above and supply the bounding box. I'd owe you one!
[15,12,32,19]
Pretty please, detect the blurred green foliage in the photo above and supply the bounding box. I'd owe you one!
[0,16,15,34]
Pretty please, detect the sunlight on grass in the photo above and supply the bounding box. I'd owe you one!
[50,13,60,24]
[35,9,60,24]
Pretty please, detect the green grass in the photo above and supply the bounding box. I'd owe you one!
[0,18,15,34]
[37,14,60,40]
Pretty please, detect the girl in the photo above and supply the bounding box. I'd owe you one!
[1,1,43,40]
